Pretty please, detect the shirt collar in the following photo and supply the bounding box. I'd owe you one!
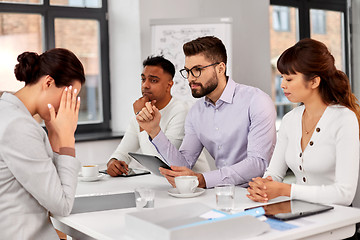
[1,92,32,117]
[204,77,236,107]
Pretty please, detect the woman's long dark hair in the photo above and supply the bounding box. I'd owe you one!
[277,38,360,138]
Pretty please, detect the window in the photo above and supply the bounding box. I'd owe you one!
[51,0,102,8]
[311,9,326,34]
[270,0,349,119]
[0,0,41,3]
[54,18,103,123]
[0,1,110,133]
[0,13,42,92]
[269,5,299,120]
[272,6,291,32]
[311,10,345,71]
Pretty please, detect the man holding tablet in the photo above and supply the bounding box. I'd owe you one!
[107,56,210,176]
[136,36,277,188]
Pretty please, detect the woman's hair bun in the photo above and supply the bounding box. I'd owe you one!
[14,52,40,84]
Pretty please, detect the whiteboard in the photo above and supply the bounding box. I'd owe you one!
[151,18,232,106]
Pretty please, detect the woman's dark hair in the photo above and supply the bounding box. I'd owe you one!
[277,38,360,135]
[183,36,227,66]
[14,48,85,87]
[143,55,175,79]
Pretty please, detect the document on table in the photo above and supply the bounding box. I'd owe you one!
[265,218,298,231]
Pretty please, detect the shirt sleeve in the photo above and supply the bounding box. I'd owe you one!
[152,108,204,168]
[263,114,290,182]
[160,106,188,149]
[291,110,359,206]
[109,118,141,164]
[1,118,80,216]
[203,92,277,188]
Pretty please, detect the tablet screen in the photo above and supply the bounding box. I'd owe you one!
[246,200,333,221]
[100,169,150,177]
[128,152,171,176]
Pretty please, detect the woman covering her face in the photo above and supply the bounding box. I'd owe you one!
[247,38,360,206]
[0,48,85,238]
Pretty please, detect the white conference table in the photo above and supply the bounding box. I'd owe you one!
[52,173,360,240]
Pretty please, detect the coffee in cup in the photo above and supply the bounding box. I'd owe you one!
[81,165,99,178]
[175,176,199,194]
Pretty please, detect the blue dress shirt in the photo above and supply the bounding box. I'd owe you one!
[152,78,277,188]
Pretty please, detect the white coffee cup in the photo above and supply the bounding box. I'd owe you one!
[175,176,199,194]
[81,165,99,178]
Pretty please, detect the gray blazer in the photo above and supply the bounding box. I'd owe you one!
[0,92,80,239]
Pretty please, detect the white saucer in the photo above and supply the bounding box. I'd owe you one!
[167,188,205,198]
[78,173,105,182]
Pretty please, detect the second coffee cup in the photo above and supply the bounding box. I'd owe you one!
[175,176,199,194]
[82,165,99,178]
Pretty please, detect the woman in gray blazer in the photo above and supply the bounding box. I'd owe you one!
[0,48,85,239]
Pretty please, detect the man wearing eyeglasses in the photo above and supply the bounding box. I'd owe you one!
[106,56,210,176]
[136,36,276,188]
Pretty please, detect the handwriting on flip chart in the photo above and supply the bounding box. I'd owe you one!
[151,20,232,106]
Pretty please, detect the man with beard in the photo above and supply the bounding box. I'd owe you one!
[106,56,210,176]
[136,37,276,188]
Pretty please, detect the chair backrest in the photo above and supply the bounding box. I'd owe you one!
[192,149,212,173]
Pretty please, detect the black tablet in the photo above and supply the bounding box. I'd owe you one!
[100,168,150,177]
[245,199,334,221]
[128,152,171,176]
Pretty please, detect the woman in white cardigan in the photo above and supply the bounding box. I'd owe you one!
[0,48,85,239]
[247,38,360,206]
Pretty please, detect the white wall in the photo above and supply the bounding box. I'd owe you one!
[76,139,120,166]
[108,0,142,132]
[139,0,272,95]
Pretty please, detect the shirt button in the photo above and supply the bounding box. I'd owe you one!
[316,127,320,132]
[309,141,314,146]
[215,127,219,131]
[216,109,219,112]
[303,177,306,182]
[218,145,222,149]
[299,165,302,171]
[299,152,302,158]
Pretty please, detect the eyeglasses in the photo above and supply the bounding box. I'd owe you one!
[180,62,220,79]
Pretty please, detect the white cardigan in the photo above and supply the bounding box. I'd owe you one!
[264,105,359,205]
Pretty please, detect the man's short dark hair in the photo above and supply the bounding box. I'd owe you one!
[142,56,175,79]
[183,36,227,65]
